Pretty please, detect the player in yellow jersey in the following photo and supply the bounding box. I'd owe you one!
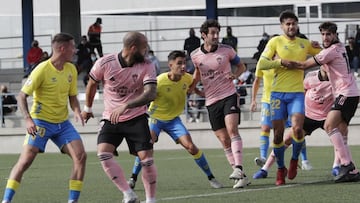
[127,50,223,189]
[252,39,313,178]
[2,33,86,203]
[256,10,321,185]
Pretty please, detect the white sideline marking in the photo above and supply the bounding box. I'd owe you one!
[152,180,327,202]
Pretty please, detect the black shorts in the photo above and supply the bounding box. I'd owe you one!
[206,93,240,131]
[303,116,324,136]
[331,95,359,125]
[97,114,153,155]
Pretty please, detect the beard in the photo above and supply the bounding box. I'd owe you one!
[131,51,145,64]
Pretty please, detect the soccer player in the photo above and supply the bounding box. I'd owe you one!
[2,33,87,203]
[256,10,321,185]
[251,64,313,173]
[81,32,157,203]
[284,21,360,182]
[253,70,337,179]
[127,50,223,189]
[250,65,274,167]
[190,19,249,189]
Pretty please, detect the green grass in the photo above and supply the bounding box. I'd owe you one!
[0,146,359,203]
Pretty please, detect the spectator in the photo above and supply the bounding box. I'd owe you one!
[41,51,49,61]
[187,84,205,123]
[183,28,201,74]
[345,37,360,77]
[222,26,238,52]
[238,65,254,85]
[76,35,95,86]
[1,84,17,127]
[88,17,103,57]
[354,27,360,48]
[148,50,161,75]
[252,32,270,61]
[233,63,253,105]
[25,40,43,78]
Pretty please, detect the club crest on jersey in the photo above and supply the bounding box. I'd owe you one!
[216,57,222,65]
[68,74,73,83]
[182,84,187,90]
[132,74,138,83]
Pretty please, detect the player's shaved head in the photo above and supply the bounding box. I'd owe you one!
[123,32,147,49]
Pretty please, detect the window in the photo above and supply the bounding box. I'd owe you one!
[310,6,318,18]
[322,2,360,18]
[297,6,306,18]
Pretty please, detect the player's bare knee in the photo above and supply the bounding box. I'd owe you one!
[293,127,304,139]
[74,151,87,165]
[187,144,198,155]
[217,135,230,146]
[273,135,283,144]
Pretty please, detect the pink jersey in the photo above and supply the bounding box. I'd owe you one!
[191,44,238,106]
[303,70,333,121]
[315,43,360,97]
[90,53,157,122]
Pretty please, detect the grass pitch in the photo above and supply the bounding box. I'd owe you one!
[0,146,359,203]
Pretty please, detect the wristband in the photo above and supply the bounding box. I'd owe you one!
[83,105,92,113]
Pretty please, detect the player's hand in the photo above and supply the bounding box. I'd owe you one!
[150,132,158,144]
[74,111,85,126]
[250,101,257,112]
[25,117,37,137]
[311,40,321,49]
[281,59,301,69]
[110,104,128,124]
[227,72,237,80]
[81,111,94,123]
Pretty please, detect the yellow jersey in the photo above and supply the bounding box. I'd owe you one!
[22,59,78,123]
[257,35,320,92]
[148,72,192,121]
[254,67,274,103]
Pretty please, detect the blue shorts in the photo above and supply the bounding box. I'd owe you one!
[261,102,272,128]
[270,92,304,121]
[24,119,82,153]
[149,116,189,143]
[261,102,292,128]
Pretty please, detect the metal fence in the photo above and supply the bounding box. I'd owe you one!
[1,18,360,70]
[0,84,257,128]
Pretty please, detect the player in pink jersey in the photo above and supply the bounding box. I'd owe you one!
[253,70,343,179]
[81,32,157,203]
[284,21,360,183]
[190,19,249,189]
